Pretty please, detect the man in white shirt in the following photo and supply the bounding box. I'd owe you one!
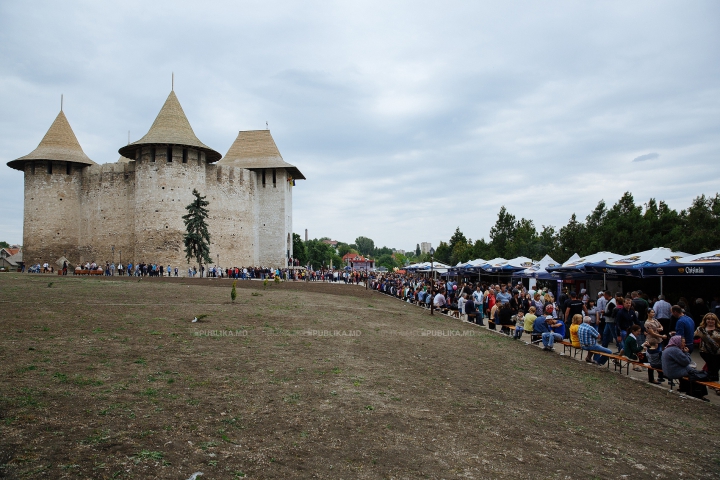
[434,288,447,309]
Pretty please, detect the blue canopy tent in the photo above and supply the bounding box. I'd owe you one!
[478,257,534,274]
[639,249,720,277]
[516,254,562,280]
[583,248,689,278]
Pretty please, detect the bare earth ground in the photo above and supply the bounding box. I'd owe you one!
[0,274,719,479]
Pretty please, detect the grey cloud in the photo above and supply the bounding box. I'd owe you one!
[633,152,660,162]
[1,1,719,251]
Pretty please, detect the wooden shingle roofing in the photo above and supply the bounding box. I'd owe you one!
[118,91,221,162]
[218,130,305,180]
[7,111,96,171]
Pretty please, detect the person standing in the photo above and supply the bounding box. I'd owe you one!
[653,294,672,342]
[564,291,587,338]
[695,313,720,382]
[671,305,696,353]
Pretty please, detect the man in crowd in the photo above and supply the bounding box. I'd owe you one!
[601,291,619,350]
[534,305,563,351]
[578,316,612,365]
[671,305,696,353]
[564,291,587,338]
[496,285,511,305]
[653,294,672,340]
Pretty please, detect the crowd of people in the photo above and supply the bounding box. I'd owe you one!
[371,273,720,402]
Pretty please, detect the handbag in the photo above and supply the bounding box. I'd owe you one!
[687,369,709,382]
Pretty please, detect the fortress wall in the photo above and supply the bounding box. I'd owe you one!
[205,165,256,268]
[133,147,206,268]
[285,170,293,260]
[254,168,288,268]
[78,162,135,265]
[22,161,83,266]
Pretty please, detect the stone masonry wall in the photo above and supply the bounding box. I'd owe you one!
[22,151,294,270]
[22,161,82,267]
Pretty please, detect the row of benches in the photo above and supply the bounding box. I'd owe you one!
[388,293,720,395]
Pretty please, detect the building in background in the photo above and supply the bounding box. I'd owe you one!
[7,88,304,269]
[420,242,432,254]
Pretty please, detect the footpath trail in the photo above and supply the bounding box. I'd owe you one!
[1,273,719,479]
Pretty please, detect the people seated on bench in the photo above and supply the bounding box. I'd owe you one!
[578,316,612,365]
[645,337,666,384]
[569,314,583,349]
[498,302,513,335]
[534,306,563,351]
[624,325,646,371]
[465,295,479,325]
[695,313,720,384]
[511,311,525,339]
[524,306,537,338]
[433,287,448,312]
[662,335,709,401]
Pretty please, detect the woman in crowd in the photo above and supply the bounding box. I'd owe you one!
[569,314,583,349]
[695,313,720,384]
[533,293,544,317]
[623,325,645,370]
[644,308,666,347]
[524,306,537,338]
[661,335,709,401]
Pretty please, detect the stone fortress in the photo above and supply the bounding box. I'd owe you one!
[7,88,304,269]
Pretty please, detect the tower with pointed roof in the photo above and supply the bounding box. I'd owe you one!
[219,129,305,266]
[8,88,304,269]
[8,109,97,264]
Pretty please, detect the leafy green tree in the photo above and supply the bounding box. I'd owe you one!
[451,241,474,264]
[473,238,493,260]
[602,192,645,254]
[306,239,334,269]
[292,233,307,264]
[354,236,375,256]
[677,194,720,253]
[489,206,517,258]
[0,241,9,249]
[337,243,357,257]
[433,241,452,264]
[377,254,397,270]
[183,189,212,273]
[556,213,586,260]
[537,225,559,259]
[507,218,538,258]
[375,246,393,257]
[415,244,421,257]
[394,252,408,266]
[449,228,467,253]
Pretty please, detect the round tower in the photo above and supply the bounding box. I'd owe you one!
[218,129,305,268]
[7,109,96,267]
[118,90,221,269]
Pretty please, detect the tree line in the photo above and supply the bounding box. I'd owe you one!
[292,192,719,270]
[431,192,720,266]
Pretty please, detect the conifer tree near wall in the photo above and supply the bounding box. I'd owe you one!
[183,189,212,276]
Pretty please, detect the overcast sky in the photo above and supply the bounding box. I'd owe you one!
[1,1,718,253]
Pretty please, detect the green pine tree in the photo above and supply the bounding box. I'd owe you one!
[231,280,237,303]
[183,189,212,275]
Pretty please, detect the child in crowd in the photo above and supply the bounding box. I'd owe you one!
[645,337,666,384]
[524,306,537,338]
[512,311,525,339]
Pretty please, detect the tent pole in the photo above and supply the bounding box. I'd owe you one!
[660,276,663,296]
[603,273,606,291]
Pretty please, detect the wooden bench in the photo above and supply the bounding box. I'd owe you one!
[559,340,584,359]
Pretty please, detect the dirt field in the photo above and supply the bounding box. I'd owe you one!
[1,273,719,479]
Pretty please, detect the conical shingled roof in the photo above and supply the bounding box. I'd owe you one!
[118,91,221,162]
[7,111,96,171]
[218,130,305,180]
